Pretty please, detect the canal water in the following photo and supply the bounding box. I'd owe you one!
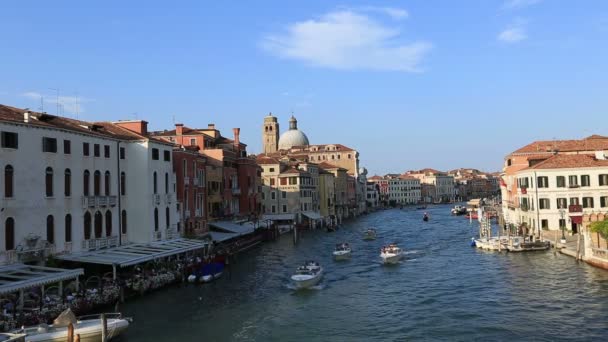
[119,205,608,341]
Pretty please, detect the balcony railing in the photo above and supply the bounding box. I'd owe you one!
[82,196,96,208]
[82,236,119,251]
[98,196,108,206]
[165,193,173,204]
[152,230,162,241]
[592,248,608,259]
[195,209,202,217]
[82,196,117,208]
[108,196,117,206]
[153,194,161,205]
[232,187,241,195]
[16,244,55,263]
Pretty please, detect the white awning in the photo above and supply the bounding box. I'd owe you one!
[208,221,255,235]
[302,212,322,220]
[56,238,209,268]
[261,214,295,221]
[0,264,83,295]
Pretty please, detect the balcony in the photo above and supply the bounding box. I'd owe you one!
[568,184,580,189]
[16,243,55,263]
[166,225,179,239]
[108,196,117,206]
[165,193,173,204]
[153,194,161,205]
[152,230,162,241]
[184,176,190,185]
[193,177,200,186]
[82,196,96,208]
[81,236,119,251]
[195,209,202,217]
[97,196,108,206]
[232,187,241,195]
[0,250,18,265]
[184,210,191,219]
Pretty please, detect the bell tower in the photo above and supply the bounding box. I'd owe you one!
[263,113,279,154]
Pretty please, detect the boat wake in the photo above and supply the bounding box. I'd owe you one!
[285,283,325,291]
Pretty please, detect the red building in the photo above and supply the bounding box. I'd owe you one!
[172,147,207,235]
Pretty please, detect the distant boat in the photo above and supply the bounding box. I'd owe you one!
[423,213,429,222]
[380,244,403,264]
[451,205,467,216]
[291,261,323,289]
[363,228,377,241]
[333,243,352,260]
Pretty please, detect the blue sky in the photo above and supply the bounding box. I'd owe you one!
[1,0,607,175]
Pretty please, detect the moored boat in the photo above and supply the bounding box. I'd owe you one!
[0,332,25,342]
[363,228,377,240]
[13,309,130,342]
[451,205,467,215]
[333,243,352,260]
[505,236,551,252]
[291,261,323,289]
[380,244,403,264]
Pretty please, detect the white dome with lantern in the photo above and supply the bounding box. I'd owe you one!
[278,116,309,150]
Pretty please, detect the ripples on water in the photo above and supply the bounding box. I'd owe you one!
[120,205,608,341]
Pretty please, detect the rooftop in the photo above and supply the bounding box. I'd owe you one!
[524,154,608,170]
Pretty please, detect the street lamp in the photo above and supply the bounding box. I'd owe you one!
[559,208,566,244]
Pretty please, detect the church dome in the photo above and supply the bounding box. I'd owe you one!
[278,116,309,150]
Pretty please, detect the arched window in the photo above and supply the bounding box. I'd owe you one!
[104,171,111,195]
[94,171,101,196]
[105,210,112,236]
[64,169,71,197]
[121,210,127,234]
[5,218,15,250]
[45,167,53,197]
[153,172,158,194]
[120,172,126,196]
[83,170,90,196]
[94,211,102,238]
[46,215,54,244]
[84,212,92,239]
[165,207,170,229]
[65,214,72,242]
[154,208,159,231]
[165,173,169,194]
[4,165,13,198]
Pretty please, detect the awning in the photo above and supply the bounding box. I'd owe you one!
[208,231,240,243]
[56,238,209,268]
[0,264,83,295]
[570,215,583,224]
[208,221,255,235]
[261,214,295,221]
[302,212,322,220]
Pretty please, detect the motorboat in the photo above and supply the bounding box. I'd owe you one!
[505,236,551,252]
[474,236,508,251]
[363,228,377,241]
[0,332,25,342]
[380,244,403,264]
[188,262,225,283]
[451,205,467,215]
[291,261,323,289]
[333,243,352,260]
[13,309,130,342]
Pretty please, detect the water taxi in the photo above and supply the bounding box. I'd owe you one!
[363,228,377,240]
[333,243,352,260]
[380,244,403,264]
[291,261,323,289]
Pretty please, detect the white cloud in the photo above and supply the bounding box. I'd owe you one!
[261,10,431,72]
[502,0,542,10]
[22,91,92,115]
[498,27,527,42]
[360,6,409,20]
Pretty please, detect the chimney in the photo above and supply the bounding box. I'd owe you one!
[114,120,149,136]
[175,123,183,136]
[596,151,607,160]
[208,124,215,130]
[24,111,31,123]
[233,128,240,146]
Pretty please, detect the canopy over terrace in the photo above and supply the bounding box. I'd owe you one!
[56,238,209,275]
[0,264,83,296]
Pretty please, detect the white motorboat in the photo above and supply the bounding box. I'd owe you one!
[13,309,130,342]
[291,261,323,289]
[333,243,352,260]
[0,332,25,342]
[363,228,377,240]
[451,205,467,215]
[474,236,508,251]
[380,244,403,264]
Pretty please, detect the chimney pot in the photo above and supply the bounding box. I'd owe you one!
[175,123,184,135]
[233,128,241,146]
[208,124,215,130]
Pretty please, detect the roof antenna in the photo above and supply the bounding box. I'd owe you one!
[75,91,80,120]
[39,95,44,112]
[49,87,59,116]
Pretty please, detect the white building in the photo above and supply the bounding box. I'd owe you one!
[408,169,454,203]
[0,105,179,266]
[510,153,608,235]
[368,174,421,205]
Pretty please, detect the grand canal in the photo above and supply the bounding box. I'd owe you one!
[119,205,608,341]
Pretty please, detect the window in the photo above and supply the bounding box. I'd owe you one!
[581,175,590,187]
[599,174,608,186]
[83,142,90,156]
[42,137,57,152]
[271,192,276,200]
[104,171,111,195]
[541,219,549,229]
[45,167,54,197]
[518,177,529,188]
[105,211,112,236]
[84,212,92,240]
[556,176,565,188]
[190,138,196,146]
[164,150,171,161]
[557,198,567,209]
[568,175,578,187]
[121,210,127,234]
[537,176,549,188]
[63,140,71,154]
[271,205,276,213]
[94,211,102,238]
[152,148,159,160]
[65,214,72,242]
[120,147,125,159]
[166,207,170,229]
[601,196,608,208]
[94,144,100,157]
[539,198,550,209]
[104,145,110,158]
[280,178,287,186]
[282,191,286,199]
[46,215,54,244]
[282,205,287,213]
[83,170,90,196]
[94,171,101,196]
[261,192,265,200]
[289,177,297,185]
[569,197,579,206]
[165,173,169,194]
[153,172,158,194]
[583,197,594,208]
[269,168,275,172]
[4,218,15,250]
[1,131,18,149]
[4,165,13,198]
[120,172,126,195]
[154,208,159,231]
[64,169,71,197]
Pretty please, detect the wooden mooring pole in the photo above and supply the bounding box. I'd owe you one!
[67,323,74,342]
[101,313,108,342]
